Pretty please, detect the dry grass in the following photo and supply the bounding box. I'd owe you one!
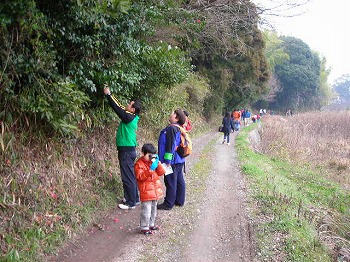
[0,125,122,260]
[260,111,350,189]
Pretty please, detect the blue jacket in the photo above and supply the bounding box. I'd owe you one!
[158,125,185,165]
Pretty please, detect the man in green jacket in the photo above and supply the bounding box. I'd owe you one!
[104,85,141,210]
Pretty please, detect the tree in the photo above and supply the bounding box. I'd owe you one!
[181,0,270,117]
[262,30,289,71]
[254,30,289,107]
[271,36,321,111]
[0,0,193,135]
[318,55,334,106]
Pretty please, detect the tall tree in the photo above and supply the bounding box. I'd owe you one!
[271,36,321,111]
[182,0,270,117]
[254,30,289,107]
[318,55,334,107]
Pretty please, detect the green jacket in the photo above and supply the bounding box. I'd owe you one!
[116,116,139,147]
[105,94,139,150]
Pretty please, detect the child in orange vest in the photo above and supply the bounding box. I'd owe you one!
[134,143,165,235]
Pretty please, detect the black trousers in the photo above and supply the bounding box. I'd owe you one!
[118,149,139,206]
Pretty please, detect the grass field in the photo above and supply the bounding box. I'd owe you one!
[236,111,350,261]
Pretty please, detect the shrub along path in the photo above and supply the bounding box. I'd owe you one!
[50,130,254,262]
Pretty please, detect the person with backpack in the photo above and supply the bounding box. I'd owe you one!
[222,112,235,145]
[157,109,187,210]
[103,85,141,210]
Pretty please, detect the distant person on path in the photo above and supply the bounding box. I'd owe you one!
[232,109,241,131]
[222,112,235,145]
[134,143,165,235]
[103,85,141,210]
[243,109,251,126]
[183,110,192,132]
[157,109,187,210]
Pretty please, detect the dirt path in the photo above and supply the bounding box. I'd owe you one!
[181,132,253,261]
[51,130,255,262]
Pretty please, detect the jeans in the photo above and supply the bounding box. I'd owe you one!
[140,200,157,230]
[223,131,230,143]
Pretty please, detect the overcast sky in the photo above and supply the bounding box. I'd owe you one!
[253,0,350,83]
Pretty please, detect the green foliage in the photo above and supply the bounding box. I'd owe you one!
[263,30,290,71]
[139,72,210,140]
[272,36,321,111]
[318,55,334,106]
[190,1,269,118]
[0,0,193,136]
[20,80,90,135]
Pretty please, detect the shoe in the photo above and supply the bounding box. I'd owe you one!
[141,230,153,235]
[121,198,140,206]
[157,203,172,210]
[118,203,135,210]
[150,226,159,231]
[222,139,225,144]
[227,143,230,145]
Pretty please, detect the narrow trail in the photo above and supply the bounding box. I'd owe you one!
[50,129,255,262]
[181,132,254,261]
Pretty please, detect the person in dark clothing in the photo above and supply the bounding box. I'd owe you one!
[103,85,141,210]
[222,112,235,145]
[157,109,187,210]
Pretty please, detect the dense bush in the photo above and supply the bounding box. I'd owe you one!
[0,0,194,136]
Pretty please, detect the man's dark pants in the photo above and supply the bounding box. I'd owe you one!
[118,149,139,207]
[163,163,186,208]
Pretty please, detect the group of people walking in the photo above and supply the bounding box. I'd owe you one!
[103,86,191,235]
[221,108,253,145]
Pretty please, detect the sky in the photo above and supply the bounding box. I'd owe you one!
[253,0,350,83]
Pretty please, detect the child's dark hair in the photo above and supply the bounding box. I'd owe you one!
[141,143,156,155]
[174,109,186,126]
[132,99,141,115]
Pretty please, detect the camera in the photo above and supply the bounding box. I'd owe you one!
[149,154,157,162]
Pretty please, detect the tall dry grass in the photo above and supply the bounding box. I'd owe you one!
[260,111,350,189]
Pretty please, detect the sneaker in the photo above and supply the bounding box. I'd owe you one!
[150,226,159,231]
[121,198,140,206]
[118,203,135,210]
[141,230,153,235]
[222,139,225,144]
[157,203,172,210]
[227,142,230,145]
